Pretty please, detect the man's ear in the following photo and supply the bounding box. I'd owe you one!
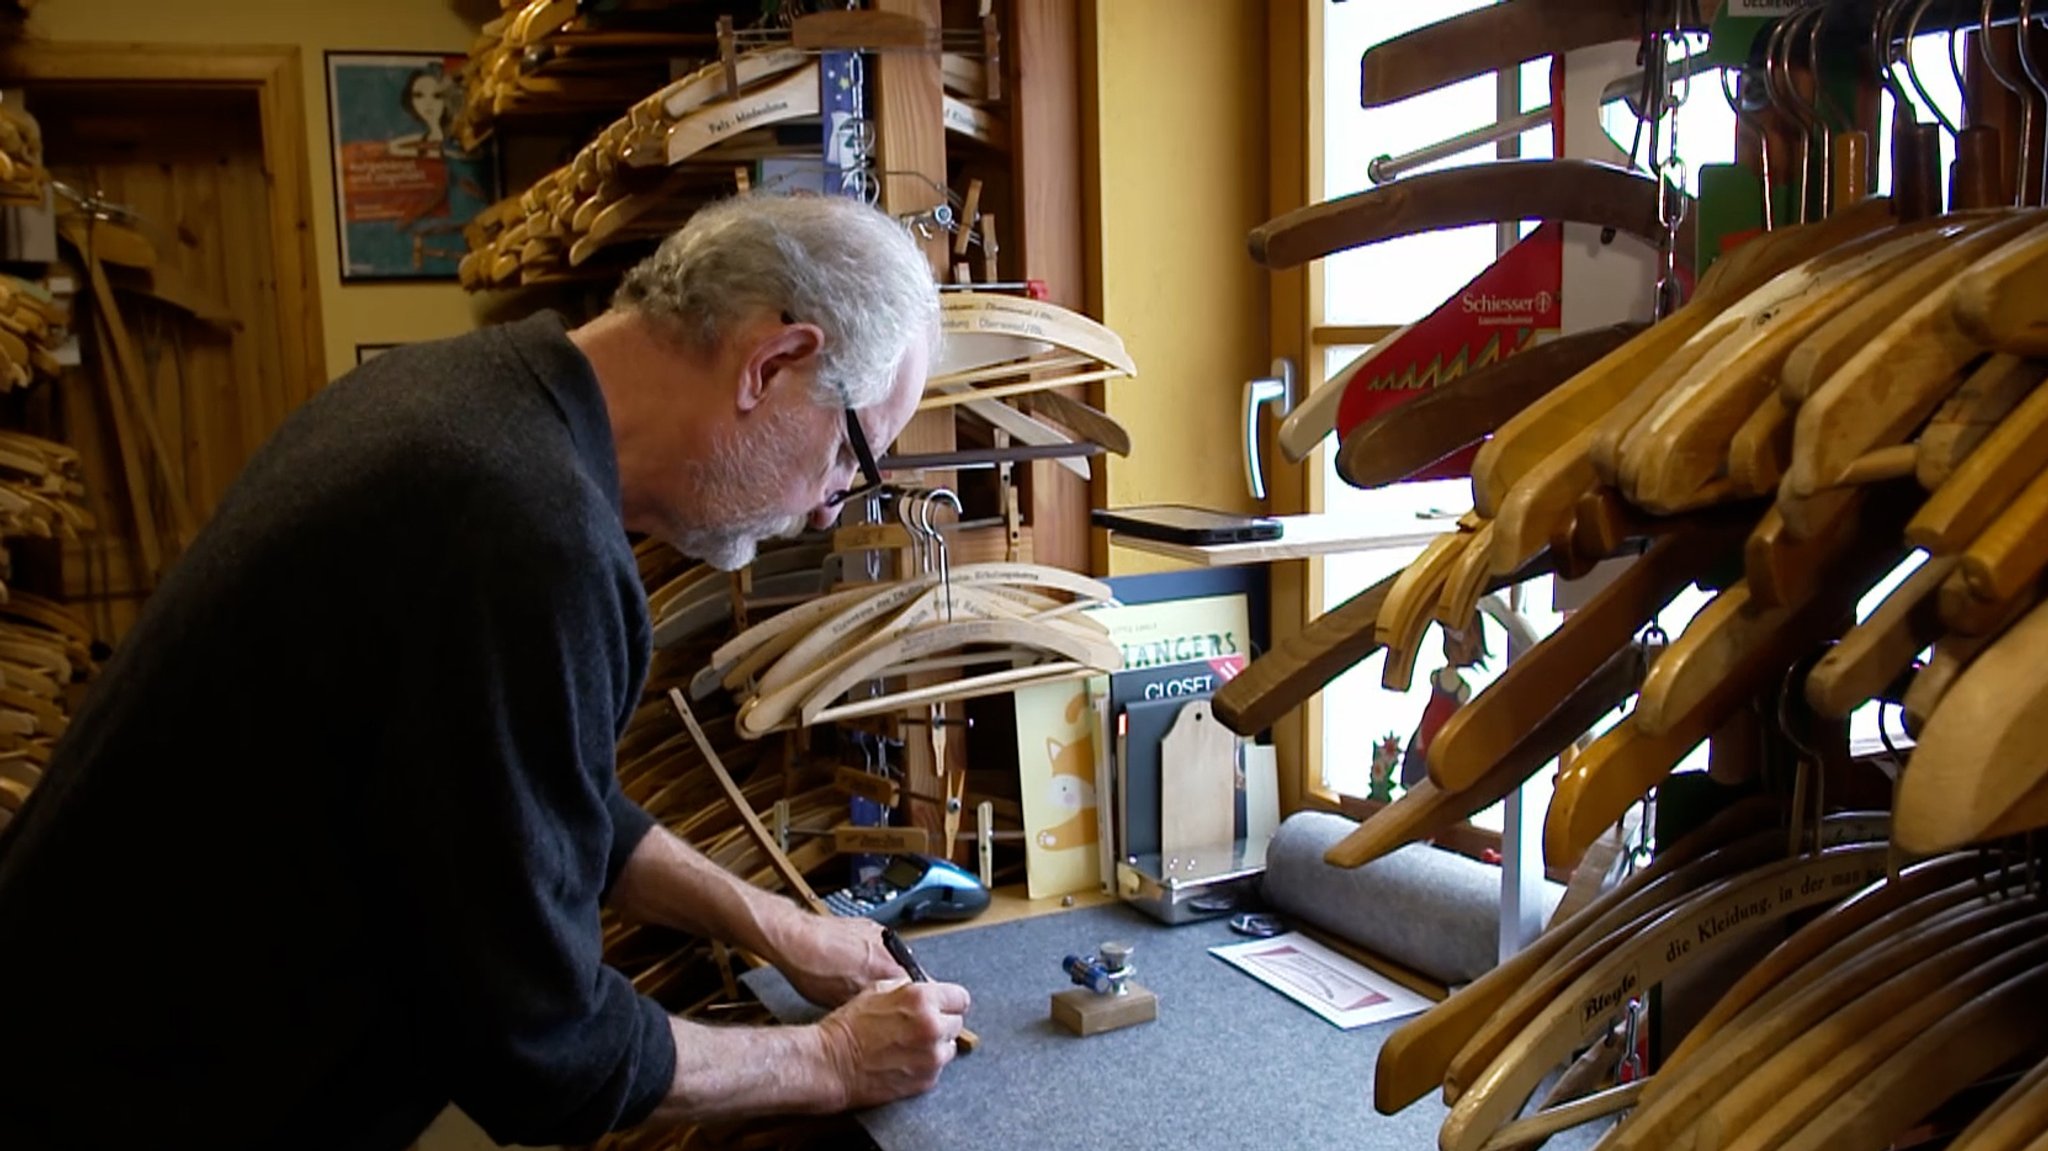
[735,320,826,413]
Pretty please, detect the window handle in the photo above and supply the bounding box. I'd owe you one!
[1243,358,1296,502]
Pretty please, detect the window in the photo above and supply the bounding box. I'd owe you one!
[1303,5,1959,815]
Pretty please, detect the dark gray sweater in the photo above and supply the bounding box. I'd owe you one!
[0,313,676,1149]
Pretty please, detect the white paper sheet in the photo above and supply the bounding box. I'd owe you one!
[1209,932,1433,1030]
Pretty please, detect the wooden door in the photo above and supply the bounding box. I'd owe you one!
[19,83,294,640]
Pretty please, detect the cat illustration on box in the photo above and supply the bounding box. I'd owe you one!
[1037,695,1098,851]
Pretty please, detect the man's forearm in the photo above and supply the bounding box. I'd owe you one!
[644,1016,845,1125]
[608,823,807,955]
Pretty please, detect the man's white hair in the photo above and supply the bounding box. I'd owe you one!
[613,192,940,409]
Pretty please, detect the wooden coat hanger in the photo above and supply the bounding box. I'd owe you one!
[1658,851,1998,1069]
[1947,1049,2048,1150]
[1249,159,1672,270]
[1785,216,2048,499]
[1454,812,1892,1113]
[1437,843,1892,1151]
[740,578,1096,716]
[1334,323,1645,490]
[1587,213,1971,490]
[1617,219,1989,512]
[1321,640,1645,871]
[1954,204,2048,353]
[1429,520,1744,793]
[1628,494,1906,738]
[1359,0,1674,107]
[931,293,1136,379]
[1608,874,2033,1150]
[1471,195,1897,530]
[1915,354,2048,491]
[1374,526,1473,691]
[1804,554,1953,718]
[1667,914,2048,1151]
[1896,593,2048,852]
[1372,799,1789,1114]
[744,564,1108,698]
[1212,569,1399,736]
[1740,930,2048,1151]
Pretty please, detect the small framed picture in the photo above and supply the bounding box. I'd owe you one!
[355,343,402,366]
[325,51,499,282]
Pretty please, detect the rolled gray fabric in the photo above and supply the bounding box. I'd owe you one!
[1261,811,1562,987]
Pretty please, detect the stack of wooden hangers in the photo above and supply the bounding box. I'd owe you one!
[1201,4,2048,1145]
[0,591,99,833]
[0,97,46,208]
[460,46,821,290]
[0,271,66,392]
[456,0,720,151]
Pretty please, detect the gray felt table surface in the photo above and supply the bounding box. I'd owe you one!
[744,903,1609,1151]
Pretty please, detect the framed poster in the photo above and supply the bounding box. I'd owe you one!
[325,51,498,282]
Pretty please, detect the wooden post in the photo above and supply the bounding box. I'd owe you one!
[1009,0,1091,575]
[872,0,965,856]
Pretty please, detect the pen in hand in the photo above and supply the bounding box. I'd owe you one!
[879,926,979,1054]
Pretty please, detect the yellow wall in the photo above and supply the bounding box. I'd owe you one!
[1085,0,1270,575]
[25,0,489,383]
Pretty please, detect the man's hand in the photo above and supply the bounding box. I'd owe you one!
[816,979,973,1110]
[768,911,905,1007]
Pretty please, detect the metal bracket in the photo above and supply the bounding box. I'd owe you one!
[1242,357,1296,502]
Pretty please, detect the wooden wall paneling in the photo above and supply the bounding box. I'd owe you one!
[0,44,326,408]
[28,79,293,641]
[1008,0,1092,576]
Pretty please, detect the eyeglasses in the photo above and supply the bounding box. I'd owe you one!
[825,396,884,507]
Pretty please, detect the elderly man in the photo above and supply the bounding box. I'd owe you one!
[0,194,969,1149]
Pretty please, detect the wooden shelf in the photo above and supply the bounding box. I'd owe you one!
[1107,512,1456,568]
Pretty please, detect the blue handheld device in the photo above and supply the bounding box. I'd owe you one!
[822,854,992,926]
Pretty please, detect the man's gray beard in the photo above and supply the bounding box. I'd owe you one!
[667,510,807,571]
[663,407,813,571]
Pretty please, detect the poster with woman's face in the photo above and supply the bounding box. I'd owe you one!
[325,52,498,281]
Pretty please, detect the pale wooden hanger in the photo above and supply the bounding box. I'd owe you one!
[1658,852,1999,1069]
[1374,526,1473,691]
[1610,873,2030,1150]
[1785,215,2048,498]
[1908,363,2048,555]
[1617,218,1980,511]
[1590,213,1964,487]
[1666,914,2048,1151]
[1372,799,1789,1114]
[740,578,1098,720]
[733,566,1115,735]
[1804,554,1954,718]
[1429,521,1744,792]
[1915,355,2047,490]
[1472,196,1896,529]
[1896,594,2048,853]
[1747,933,2048,1151]
[931,292,1136,379]
[1436,844,1892,1151]
[743,564,1109,699]
[1949,461,2048,608]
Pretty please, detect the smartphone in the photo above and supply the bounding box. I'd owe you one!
[1091,504,1284,546]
